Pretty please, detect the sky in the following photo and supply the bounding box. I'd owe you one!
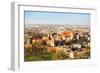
[24,11,90,25]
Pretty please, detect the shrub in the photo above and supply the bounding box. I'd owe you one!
[41,52,53,60]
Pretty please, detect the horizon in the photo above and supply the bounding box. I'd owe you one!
[25,24,90,26]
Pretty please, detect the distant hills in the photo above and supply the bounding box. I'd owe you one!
[25,24,90,28]
[24,24,90,33]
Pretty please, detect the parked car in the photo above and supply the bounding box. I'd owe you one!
[71,44,81,51]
